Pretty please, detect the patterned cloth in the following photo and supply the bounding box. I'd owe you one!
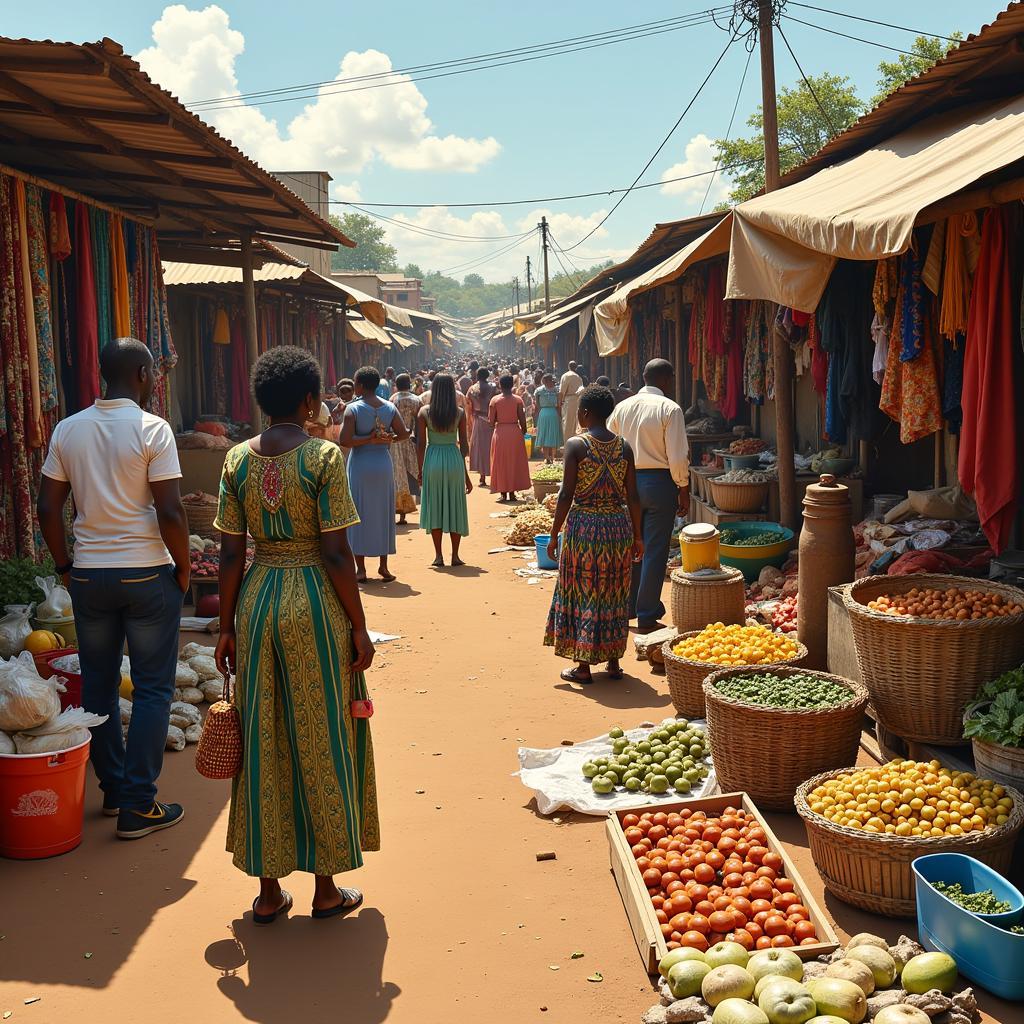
[391,391,420,514]
[544,434,633,664]
[214,438,379,878]
[534,386,562,449]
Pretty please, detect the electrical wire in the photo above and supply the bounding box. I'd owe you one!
[787,4,961,44]
[438,230,537,277]
[190,9,730,110]
[776,24,839,136]
[781,14,922,57]
[700,41,754,214]
[545,230,586,290]
[344,203,528,242]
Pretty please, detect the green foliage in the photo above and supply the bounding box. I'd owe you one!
[964,666,1024,747]
[403,262,424,279]
[329,213,399,272]
[872,33,963,108]
[0,554,55,610]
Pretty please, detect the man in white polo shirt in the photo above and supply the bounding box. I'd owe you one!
[37,338,191,840]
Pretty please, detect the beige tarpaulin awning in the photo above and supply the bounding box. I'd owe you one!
[387,329,420,349]
[346,315,392,347]
[593,218,731,356]
[384,303,414,329]
[725,94,1024,311]
[520,287,613,347]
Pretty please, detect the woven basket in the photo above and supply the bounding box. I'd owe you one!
[795,768,1024,917]
[844,574,1024,745]
[703,668,869,810]
[182,491,219,538]
[661,631,807,719]
[690,466,722,502]
[669,567,746,632]
[964,705,1024,790]
[532,479,560,502]
[707,478,769,513]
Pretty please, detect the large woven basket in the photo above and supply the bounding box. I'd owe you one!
[690,466,723,502]
[795,768,1024,917]
[703,668,869,810]
[844,574,1024,745]
[182,491,219,538]
[661,631,807,718]
[707,478,769,513]
[669,567,746,633]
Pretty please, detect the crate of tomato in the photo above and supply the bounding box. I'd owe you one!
[607,792,840,974]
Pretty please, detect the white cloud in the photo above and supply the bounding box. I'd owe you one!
[659,133,731,210]
[137,5,500,176]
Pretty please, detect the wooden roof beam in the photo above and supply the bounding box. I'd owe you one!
[0,133,234,168]
[0,99,170,125]
[0,56,109,74]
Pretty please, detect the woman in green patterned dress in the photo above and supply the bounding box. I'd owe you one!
[214,346,378,924]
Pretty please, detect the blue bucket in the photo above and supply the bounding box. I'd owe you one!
[535,534,560,569]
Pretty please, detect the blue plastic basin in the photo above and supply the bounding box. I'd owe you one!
[535,534,560,570]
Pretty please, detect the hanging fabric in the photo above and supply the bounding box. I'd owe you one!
[90,206,113,356]
[13,180,42,447]
[213,306,231,345]
[230,313,250,423]
[939,213,974,339]
[26,185,58,424]
[898,238,926,362]
[73,199,100,407]
[109,214,131,337]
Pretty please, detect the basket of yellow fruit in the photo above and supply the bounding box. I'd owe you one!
[795,759,1024,918]
[661,622,806,718]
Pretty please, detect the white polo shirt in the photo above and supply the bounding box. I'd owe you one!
[41,399,182,568]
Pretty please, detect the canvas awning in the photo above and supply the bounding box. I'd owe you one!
[725,93,1024,311]
[520,288,612,347]
[387,329,420,349]
[593,218,732,356]
[346,315,392,347]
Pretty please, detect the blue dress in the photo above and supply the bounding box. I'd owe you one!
[346,399,397,556]
[534,386,563,448]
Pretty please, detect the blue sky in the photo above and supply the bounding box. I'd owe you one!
[8,1,1010,280]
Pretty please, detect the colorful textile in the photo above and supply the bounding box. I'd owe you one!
[13,181,42,447]
[898,240,926,362]
[391,391,420,514]
[214,438,378,878]
[346,399,398,556]
[488,393,531,493]
[743,300,771,403]
[939,213,973,340]
[73,200,100,407]
[109,215,131,338]
[872,257,898,320]
[534,385,562,448]
[229,314,250,423]
[213,307,231,345]
[90,207,113,356]
[958,206,1018,554]
[420,417,469,535]
[48,193,71,260]
[24,185,57,419]
[544,434,632,664]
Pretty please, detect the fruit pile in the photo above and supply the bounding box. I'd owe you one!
[503,506,554,545]
[622,805,821,954]
[866,586,1023,621]
[806,759,1014,835]
[769,596,797,633]
[728,438,767,455]
[720,529,787,547]
[582,720,710,795]
[530,463,564,482]
[711,672,853,710]
[189,540,255,578]
[673,624,801,667]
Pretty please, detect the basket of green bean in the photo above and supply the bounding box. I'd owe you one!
[702,667,869,810]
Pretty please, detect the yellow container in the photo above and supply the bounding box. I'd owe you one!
[680,524,720,572]
[525,434,534,458]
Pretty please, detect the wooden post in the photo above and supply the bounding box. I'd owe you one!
[673,283,685,407]
[240,232,260,433]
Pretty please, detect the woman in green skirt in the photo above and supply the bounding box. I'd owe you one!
[416,372,472,567]
[214,346,378,924]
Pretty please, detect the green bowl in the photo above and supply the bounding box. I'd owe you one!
[718,522,794,582]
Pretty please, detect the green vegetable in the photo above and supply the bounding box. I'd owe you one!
[964,665,1024,747]
[1010,924,1024,934]
[931,881,1011,915]
[720,529,786,547]
[531,464,564,482]
[0,554,56,609]
[712,672,852,709]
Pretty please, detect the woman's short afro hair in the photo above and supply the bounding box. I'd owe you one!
[579,383,615,421]
[251,345,321,417]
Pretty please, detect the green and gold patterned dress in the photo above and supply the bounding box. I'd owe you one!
[214,437,379,878]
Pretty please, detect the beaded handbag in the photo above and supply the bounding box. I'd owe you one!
[195,674,242,779]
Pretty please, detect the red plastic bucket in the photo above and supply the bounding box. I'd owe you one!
[0,738,91,859]
[34,648,82,710]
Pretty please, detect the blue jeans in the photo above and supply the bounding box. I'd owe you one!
[69,566,184,811]
[631,470,679,628]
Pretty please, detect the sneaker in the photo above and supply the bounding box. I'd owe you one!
[115,802,185,840]
[102,795,120,818]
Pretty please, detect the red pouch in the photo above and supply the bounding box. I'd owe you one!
[351,699,374,719]
[351,671,373,718]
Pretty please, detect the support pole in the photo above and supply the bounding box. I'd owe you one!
[241,232,261,433]
[673,283,685,407]
[540,217,551,312]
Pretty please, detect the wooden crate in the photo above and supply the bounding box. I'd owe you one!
[607,792,841,975]
[690,495,767,527]
[826,584,862,686]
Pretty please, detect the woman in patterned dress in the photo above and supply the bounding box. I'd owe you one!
[466,366,497,488]
[533,373,563,462]
[543,384,643,684]
[390,373,421,524]
[214,346,378,924]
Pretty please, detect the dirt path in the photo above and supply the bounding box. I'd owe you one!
[0,486,1015,1023]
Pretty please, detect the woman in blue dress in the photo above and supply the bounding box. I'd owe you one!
[533,372,563,462]
[341,366,409,582]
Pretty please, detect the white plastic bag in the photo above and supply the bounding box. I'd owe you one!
[13,705,108,754]
[0,730,14,754]
[0,652,63,732]
[35,576,73,619]
[166,725,186,751]
[188,655,219,681]
[0,605,34,659]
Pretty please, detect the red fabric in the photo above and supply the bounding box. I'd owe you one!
[73,201,100,406]
[888,549,994,576]
[808,319,828,396]
[704,263,726,357]
[958,207,1019,554]
[722,303,744,420]
[229,315,250,423]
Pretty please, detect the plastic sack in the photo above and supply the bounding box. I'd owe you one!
[0,605,34,659]
[12,705,108,754]
[35,576,73,619]
[0,730,14,754]
[0,652,63,732]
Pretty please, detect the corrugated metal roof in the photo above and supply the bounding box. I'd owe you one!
[162,262,308,286]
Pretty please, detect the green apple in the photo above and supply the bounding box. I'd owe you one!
[669,959,712,999]
[748,949,805,984]
[712,999,770,1024]
[806,978,867,1024]
[824,959,876,996]
[806,1017,850,1024]
[900,952,958,995]
[755,976,808,1001]
[844,946,897,989]
[659,946,706,978]
[758,979,818,1024]
[702,964,757,1007]
[706,940,751,971]
[845,933,889,952]
[872,1005,931,1024]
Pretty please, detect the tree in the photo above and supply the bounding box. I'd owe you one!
[403,262,424,279]
[328,212,399,272]
[872,33,963,107]
[463,273,485,287]
[713,73,863,205]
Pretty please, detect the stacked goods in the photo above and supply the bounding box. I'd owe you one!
[531,464,563,482]
[504,507,554,545]
[189,536,255,578]
[711,672,854,709]
[728,439,767,455]
[717,470,773,484]
[867,586,1023,620]
[672,625,801,668]
[769,597,797,633]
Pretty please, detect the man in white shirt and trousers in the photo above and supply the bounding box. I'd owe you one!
[608,358,689,634]
[558,360,583,442]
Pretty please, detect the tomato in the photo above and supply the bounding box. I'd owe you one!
[695,900,716,919]
[661,871,680,887]
[669,913,692,933]
[717,836,737,855]
[622,813,640,828]
[707,886,724,901]
[732,896,753,918]
[705,850,726,871]
[723,872,745,889]
[666,941,681,951]
[750,898,772,915]
[774,877,796,894]
[745,922,764,940]
[652,812,669,827]
[642,868,662,887]
[793,920,817,942]
[786,905,809,921]
[755,866,777,881]
[730,910,748,930]
[670,892,692,912]
[799,936,820,947]
[748,879,773,901]
[651,895,666,909]
[742,872,758,887]
[731,927,754,950]
[687,883,709,903]
[624,827,643,845]
[747,828,768,844]
[755,936,773,949]
[661,923,674,938]
[723,858,745,875]
[655,909,669,924]
[667,841,683,853]
[763,914,789,937]
[688,914,710,935]
[747,846,768,865]
[648,825,668,842]
[680,869,696,883]
[771,934,795,947]
[667,814,683,829]
[762,851,783,872]
[679,808,693,820]
[702,827,723,847]
[631,844,648,859]
[709,911,734,933]
[651,858,668,873]
[774,892,799,911]
[713,895,733,912]
[680,931,709,952]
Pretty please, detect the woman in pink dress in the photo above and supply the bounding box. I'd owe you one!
[488,374,532,502]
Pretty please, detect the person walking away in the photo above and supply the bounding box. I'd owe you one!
[614,381,633,405]
[467,367,497,487]
[533,373,563,462]
[341,366,409,582]
[377,367,396,398]
[608,359,689,633]
[36,337,190,838]
[544,384,642,682]
[488,374,532,501]
[458,361,477,396]
[559,360,584,442]
[417,373,471,567]
[214,345,377,923]
[391,373,421,524]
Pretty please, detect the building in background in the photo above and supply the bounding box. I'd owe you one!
[378,272,423,310]
[271,170,332,276]
[330,270,384,298]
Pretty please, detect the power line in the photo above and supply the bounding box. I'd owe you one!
[776,24,839,135]
[345,203,529,242]
[438,230,537,277]
[781,14,922,57]
[545,230,586,290]
[787,4,961,43]
[700,41,754,214]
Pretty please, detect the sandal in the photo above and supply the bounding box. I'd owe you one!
[252,890,292,925]
[606,663,624,680]
[560,667,592,684]
[312,887,364,920]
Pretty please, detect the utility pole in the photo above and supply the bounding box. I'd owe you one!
[525,256,533,311]
[539,216,551,312]
[513,276,520,315]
